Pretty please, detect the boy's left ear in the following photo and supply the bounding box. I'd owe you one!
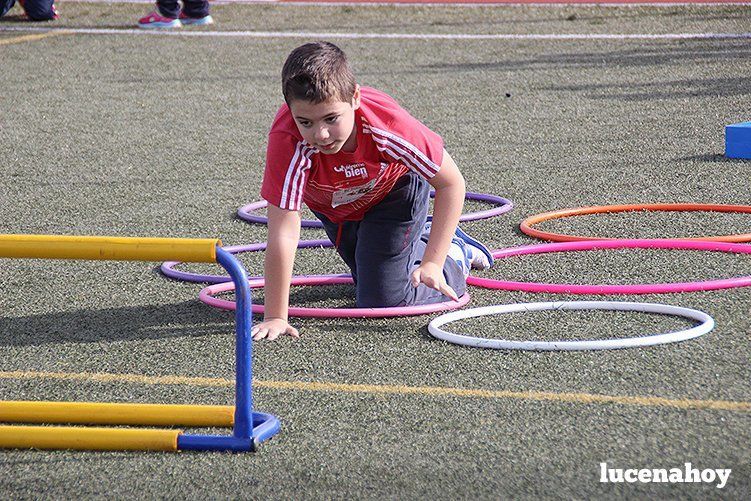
[352,85,361,110]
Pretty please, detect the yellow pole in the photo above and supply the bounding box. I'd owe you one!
[0,425,180,451]
[0,401,234,427]
[0,235,221,263]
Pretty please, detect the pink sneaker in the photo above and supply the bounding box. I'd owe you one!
[138,11,180,29]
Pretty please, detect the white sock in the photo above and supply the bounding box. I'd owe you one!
[448,240,470,279]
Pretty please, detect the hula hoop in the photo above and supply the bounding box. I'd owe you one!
[427,301,714,351]
[466,239,751,294]
[520,203,751,243]
[237,191,513,227]
[237,200,323,229]
[200,274,470,318]
[161,239,333,283]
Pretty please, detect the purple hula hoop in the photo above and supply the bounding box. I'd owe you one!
[199,274,471,318]
[237,191,513,228]
[466,239,751,295]
[161,239,333,284]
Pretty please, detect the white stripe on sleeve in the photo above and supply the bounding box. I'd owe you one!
[369,126,440,178]
[291,146,316,210]
[280,142,316,210]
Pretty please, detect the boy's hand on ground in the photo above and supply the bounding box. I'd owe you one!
[251,318,300,341]
[411,262,459,302]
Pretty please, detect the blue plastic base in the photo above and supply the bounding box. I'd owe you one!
[725,122,751,159]
[177,412,281,452]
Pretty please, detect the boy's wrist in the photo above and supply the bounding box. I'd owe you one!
[263,316,288,323]
[419,258,445,269]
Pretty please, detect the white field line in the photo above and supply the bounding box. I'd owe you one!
[61,0,751,6]
[1,26,750,39]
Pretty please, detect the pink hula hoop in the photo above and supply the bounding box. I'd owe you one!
[200,274,471,318]
[466,239,751,295]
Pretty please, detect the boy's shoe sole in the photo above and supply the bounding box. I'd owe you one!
[138,20,181,29]
[453,227,495,267]
[180,14,213,26]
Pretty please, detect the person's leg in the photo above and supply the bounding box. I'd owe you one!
[353,172,466,308]
[310,211,360,285]
[0,0,17,18]
[155,0,180,19]
[19,0,56,20]
[180,0,210,19]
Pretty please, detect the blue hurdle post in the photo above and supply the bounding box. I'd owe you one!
[177,246,280,452]
[725,122,751,159]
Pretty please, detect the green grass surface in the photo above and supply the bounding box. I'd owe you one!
[0,3,749,499]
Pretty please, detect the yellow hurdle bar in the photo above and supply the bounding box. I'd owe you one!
[0,401,235,427]
[0,234,221,263]
[0,425,180,451]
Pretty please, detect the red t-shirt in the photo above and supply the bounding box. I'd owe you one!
[261,87,444,223]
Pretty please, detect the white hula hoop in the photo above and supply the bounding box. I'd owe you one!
[427,301,714,351]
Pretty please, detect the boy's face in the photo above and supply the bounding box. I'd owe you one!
[288,86,361,155]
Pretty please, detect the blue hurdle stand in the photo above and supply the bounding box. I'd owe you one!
[725,122,751,159]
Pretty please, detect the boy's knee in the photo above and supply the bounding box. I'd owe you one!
[355,286,405,309]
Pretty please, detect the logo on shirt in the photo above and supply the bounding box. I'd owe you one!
[333,162,368,179]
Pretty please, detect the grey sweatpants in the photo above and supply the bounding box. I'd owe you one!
[313,172,466,308]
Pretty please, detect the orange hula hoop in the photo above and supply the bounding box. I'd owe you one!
[520,203,751,243]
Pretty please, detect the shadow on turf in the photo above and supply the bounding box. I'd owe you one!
[417,42,751,101]
[674,153,751,163]
[0,301,232,347]
[0,15,28,22]
[0,283,361,346]
[544,76,750,101]
[419,41,750,73]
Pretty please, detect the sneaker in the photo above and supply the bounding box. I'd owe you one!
[179,11,213,26]
[138,11,181,29]
[453,226,494,270]
[447,236,471,279]
[422,222,494,275]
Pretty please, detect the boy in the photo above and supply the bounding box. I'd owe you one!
[252,41,493,341]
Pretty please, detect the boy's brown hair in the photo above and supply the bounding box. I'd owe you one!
[282,41,357,105]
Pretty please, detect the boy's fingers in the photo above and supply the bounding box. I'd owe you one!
[252,323,299,341]
[441,283,459,302]
[410,269,421,288]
